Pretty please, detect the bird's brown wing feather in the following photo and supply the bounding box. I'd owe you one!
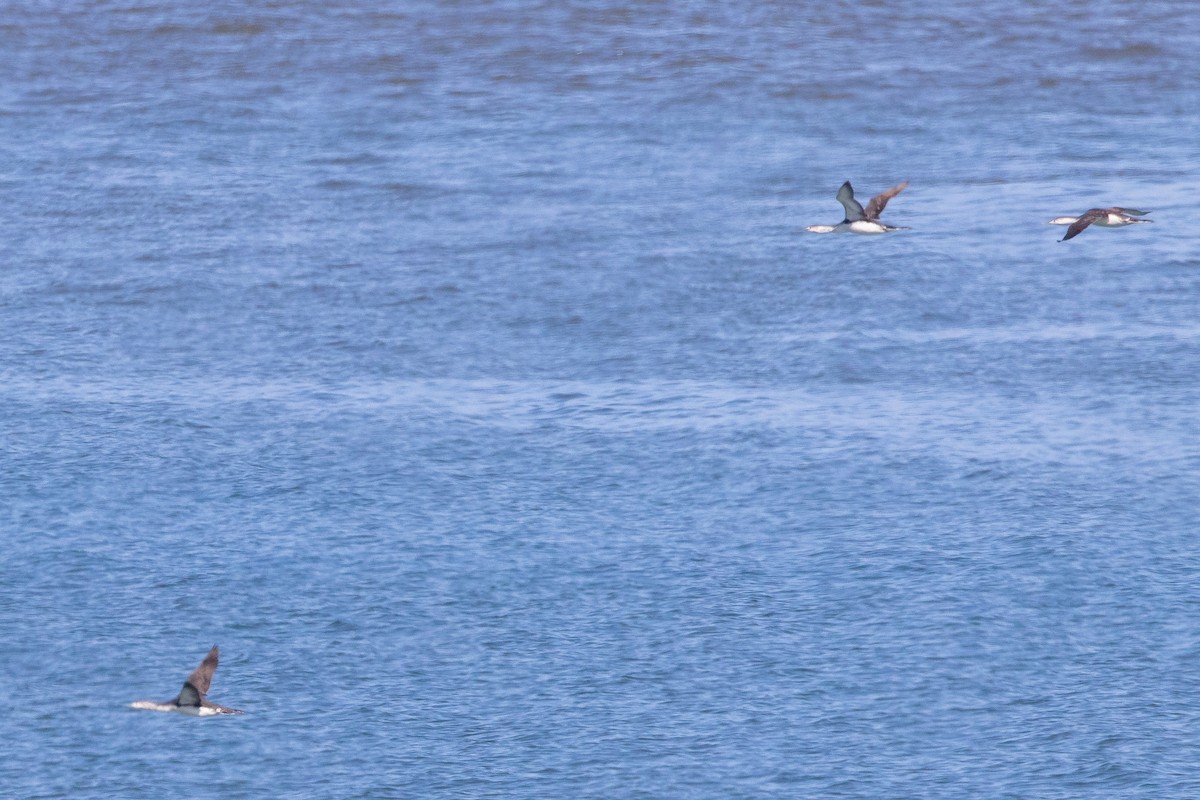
[1060,209,1103,241]
[864,181,909,220]
[177,645,220,705]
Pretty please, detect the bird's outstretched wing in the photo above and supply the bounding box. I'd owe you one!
[1060,209,1104,241]
[836,181,866,221]
[864,181,909,220]
[176,645,220,707]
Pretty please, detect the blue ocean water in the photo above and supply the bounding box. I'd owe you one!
[2,1,1200,797]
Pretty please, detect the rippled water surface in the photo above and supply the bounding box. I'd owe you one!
[3,1,1200,797]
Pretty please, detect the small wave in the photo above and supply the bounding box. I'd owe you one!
[1080,42,1164,60]
[784,323,1200,347]
[307,153,388,167]
[315,179,361,191]
[379,182,451,199]
[211,20,269,36]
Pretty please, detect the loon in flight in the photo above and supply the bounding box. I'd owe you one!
[130,645,245,716]
[1049,207,1152,241]
[805,180,910,234]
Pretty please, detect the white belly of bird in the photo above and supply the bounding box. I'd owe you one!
[178,705,229,717]
[846,220,889,235]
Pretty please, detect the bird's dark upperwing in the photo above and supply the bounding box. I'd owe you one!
[836,181,866,221]
[864,181,909,220]
[1060,209,1103,241]
[177,681,202,707]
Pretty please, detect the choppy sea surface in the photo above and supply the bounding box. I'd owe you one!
[3,1,1200,797]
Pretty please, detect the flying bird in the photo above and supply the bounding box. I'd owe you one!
[1049,207,1152,241]
[805,180,910,234]
[130,645,245,716]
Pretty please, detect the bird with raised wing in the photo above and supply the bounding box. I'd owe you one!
[805,180,910,234]
[130,645,245,716]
